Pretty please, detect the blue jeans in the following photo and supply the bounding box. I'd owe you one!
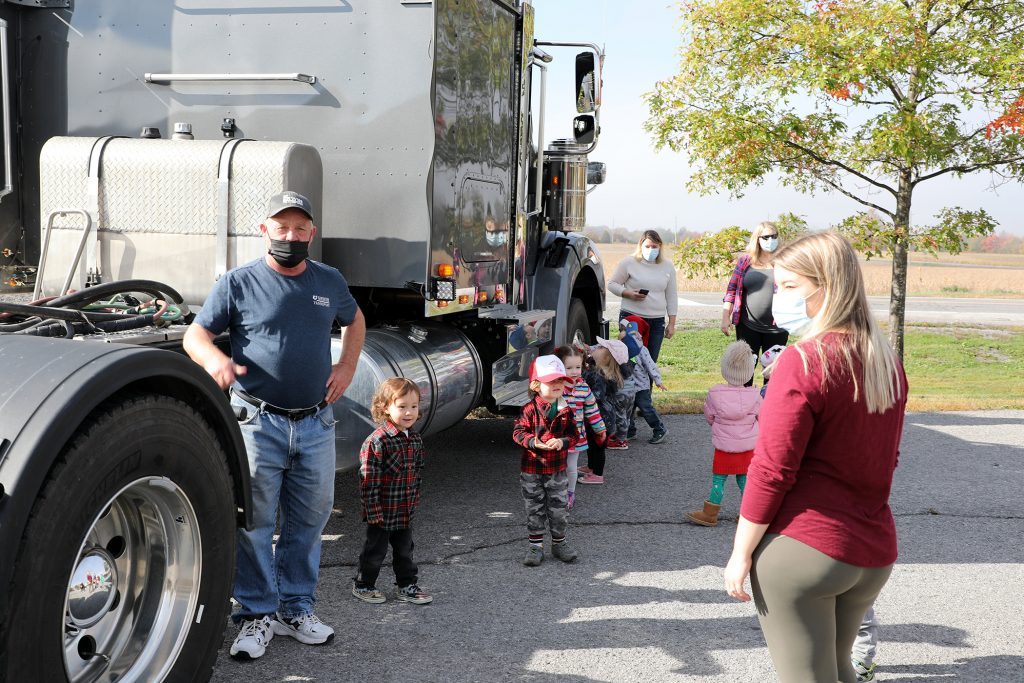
[631,388,664,433]
[619,310,666,362]
[229,394,337,622]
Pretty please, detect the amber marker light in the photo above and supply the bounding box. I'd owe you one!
[458,294,471,305]
[477,291,489,303]
[437,263,455,278]
[437,300,449,308]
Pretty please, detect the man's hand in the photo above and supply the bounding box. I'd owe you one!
[183,323,245,390]
[325,361,356,404]
[205,355,247,390]
[656,382,668,391]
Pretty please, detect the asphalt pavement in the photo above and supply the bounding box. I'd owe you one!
[209,410,1024,682]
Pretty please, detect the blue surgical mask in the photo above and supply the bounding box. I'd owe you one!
[761,237,779,253]
[642,246,660,262]
[772,288,818,335]
[485,231,507,247]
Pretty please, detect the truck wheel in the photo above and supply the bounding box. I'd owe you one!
[4,394,236,683]
[567,297,592,346]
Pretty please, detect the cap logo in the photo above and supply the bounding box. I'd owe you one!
[282,194,302,205]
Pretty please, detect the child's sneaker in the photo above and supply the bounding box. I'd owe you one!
[551,541,579,563]
[606,438,629,450]
[852,659,875,682]
[567,491,575,510]
[648,429,667,444]
[523,545,544,566]
[229,615,274,660]
[351,584,386,604]
[578,473,604,485]
[397,584,433,605]
[272,612,334,645]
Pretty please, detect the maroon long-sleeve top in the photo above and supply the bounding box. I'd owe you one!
[740,333,908,567]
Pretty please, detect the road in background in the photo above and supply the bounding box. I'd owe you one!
[605,291,1024,327]
[210,410,1024,682]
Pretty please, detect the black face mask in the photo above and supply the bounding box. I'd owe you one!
[268,238,309,268]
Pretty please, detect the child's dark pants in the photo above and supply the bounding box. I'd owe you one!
[355,525,418,588]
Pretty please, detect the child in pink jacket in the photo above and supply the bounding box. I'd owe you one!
[686,341,762,527]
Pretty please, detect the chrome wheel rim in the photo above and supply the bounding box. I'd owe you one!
[63,476,202,682]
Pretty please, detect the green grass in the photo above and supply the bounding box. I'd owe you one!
[629,321,1024,414]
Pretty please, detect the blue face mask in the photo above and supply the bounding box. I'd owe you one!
[761,237,779,253]
[772,288,818,335]
[642,246,660,262]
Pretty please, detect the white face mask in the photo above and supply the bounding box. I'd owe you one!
[642,246,660,262]
[485,231,508,247]
[772,288,819,335]
[761,237,779,253]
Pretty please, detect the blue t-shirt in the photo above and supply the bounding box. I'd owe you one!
[195,258,359,408]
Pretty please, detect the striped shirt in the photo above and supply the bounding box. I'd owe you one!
[563,377,606,451]
[358,421,424,529]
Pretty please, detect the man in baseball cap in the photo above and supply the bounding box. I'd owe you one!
[266,190,315,221]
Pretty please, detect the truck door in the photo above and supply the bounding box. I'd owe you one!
[431,0,518,311]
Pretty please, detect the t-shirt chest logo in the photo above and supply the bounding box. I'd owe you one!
[312,295,330,307]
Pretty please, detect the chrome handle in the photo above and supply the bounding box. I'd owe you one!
[0,19,12,203]
[144,73,317,85]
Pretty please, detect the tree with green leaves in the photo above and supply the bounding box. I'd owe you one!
[645,0,1024,357]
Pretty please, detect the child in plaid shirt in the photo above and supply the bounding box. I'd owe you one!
[352,378,433,605]
[512,355,580,567]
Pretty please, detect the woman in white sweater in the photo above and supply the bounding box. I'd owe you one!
[607,230,678,362]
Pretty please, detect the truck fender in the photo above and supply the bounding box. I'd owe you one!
[0,337,251,617]
[528,231,606,346]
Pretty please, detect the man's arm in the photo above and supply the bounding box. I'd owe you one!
[325,307,366,403]
[183,323,247,390]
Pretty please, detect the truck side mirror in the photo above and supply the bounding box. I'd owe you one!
[586,161,607,186]
[575,51,597,113]
[573,114,595,144]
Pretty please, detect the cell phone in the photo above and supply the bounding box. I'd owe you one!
[638,289,649,295]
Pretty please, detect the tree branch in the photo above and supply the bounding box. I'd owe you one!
[913,154,1024,185]
[782,139,899,197]
[928,1,975,37]
[796,169,896,218]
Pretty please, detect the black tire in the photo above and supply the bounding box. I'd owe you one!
[3,394,236,683]
[566,297,593,346]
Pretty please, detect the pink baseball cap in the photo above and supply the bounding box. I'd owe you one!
[593,337,628,365]
[530,355,572,383]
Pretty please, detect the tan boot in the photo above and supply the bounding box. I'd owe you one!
[685,501,721,527]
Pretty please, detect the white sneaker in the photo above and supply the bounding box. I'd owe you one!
[271,612,335,645]
[229,615,274,660]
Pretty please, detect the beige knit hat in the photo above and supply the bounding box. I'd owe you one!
[721,340,756,386]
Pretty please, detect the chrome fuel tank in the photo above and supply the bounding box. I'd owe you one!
[329,322,483,470]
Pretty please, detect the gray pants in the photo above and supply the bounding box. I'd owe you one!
[520,471,569,540]
[852,605,879,665]
[610,390,637,440]
[751,534,893,683]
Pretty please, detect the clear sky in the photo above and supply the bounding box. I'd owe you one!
[532,0,1024,236]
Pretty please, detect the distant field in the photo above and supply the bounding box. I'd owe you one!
[594,242,1024,297]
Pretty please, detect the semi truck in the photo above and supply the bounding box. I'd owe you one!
[0,0,608,680]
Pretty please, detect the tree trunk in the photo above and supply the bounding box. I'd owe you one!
[888,174,913,359]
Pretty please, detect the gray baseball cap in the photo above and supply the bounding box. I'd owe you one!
[266,191,314,220]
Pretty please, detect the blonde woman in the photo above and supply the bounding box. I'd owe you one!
[723,232,907,683]
[721,221,788,386]
[607,230,678,362]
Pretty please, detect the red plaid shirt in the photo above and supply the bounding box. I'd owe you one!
[512,396,578,474]
[358,421,424,529]
[723,254,753,325]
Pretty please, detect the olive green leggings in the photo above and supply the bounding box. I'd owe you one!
[751,534,893,683]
